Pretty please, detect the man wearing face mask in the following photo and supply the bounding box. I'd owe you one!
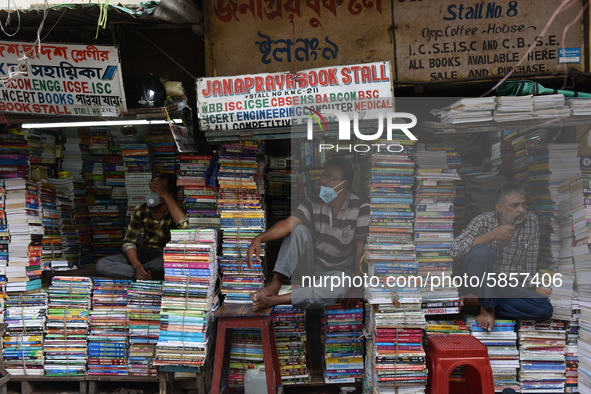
[248,158,369,311]
[96,173,189,280]
[450,181,553,331]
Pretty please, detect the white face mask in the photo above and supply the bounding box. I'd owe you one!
[319,180,346,203]
[145,190,162,207]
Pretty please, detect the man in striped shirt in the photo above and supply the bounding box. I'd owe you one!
[450,181,552,331]
[248,158,370,311]
[96,174,189,280]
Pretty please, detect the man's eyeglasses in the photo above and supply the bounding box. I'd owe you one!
[320,173,344,182]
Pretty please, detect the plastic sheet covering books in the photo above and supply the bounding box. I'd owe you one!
[218,142,265,303]
[322,302,365,384]
[3,292,48,375]
[45,276,92,376]
[154,229,218,367]
[88,278,132,375]
[365,303,427,393]
[366,137,417,305]
[518,319,567,393]
[272,302,310,385]
[127,280,162,376]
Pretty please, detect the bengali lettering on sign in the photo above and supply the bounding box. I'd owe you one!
[206,0,392,75]
[197,61,393,132]
[394,0,583,82]
[0,41,126,116]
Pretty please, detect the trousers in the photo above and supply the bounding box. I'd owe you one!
[274,224,352,309]
[95,247,164,280]
[463,244,553,322]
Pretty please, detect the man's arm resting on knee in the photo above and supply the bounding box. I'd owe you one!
[123,246,151,280]
[247,216,303,264]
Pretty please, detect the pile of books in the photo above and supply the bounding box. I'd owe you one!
[72,178,93,267]
[533,94,570,118]
[272,304,310,385]
[39,181,62,271]
[322,302,364,383]
[519,320,567,393]
[145,128,176,175]
[430,97,495,124]
[366,137,417,305]
[61,129,88,179]
[3,292,48,375]
[44,276,92,376]
[468,317,519,392]
[49,178,80,268]
[367,304,427,393]
[0,133,29,180]
[88,189,125,261]
[218,142,265,303]
[177,155,219,229]
[127,280,162,376]
[155,229,218,367]
[88,278,131,375]
[103,154,126,187]
[494,95,534,122]
[227,329,263,386]
[425,319,469,336]
[121,144,153,218]
[414,148,460,315]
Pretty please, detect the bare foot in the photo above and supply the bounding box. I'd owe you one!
[250,284,280,301]
[476,306,495,331]
[252,294,280,311]
[460,294,480,308]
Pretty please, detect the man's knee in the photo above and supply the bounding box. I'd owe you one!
[532,299,553,322]
[292,224,312,239]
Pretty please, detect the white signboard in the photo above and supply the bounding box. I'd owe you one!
[0,41,126,116]
[197,61,393,132]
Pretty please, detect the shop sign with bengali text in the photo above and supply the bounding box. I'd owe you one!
[394,0,584,82]
[197,61,394,132]
[0,41,126,116]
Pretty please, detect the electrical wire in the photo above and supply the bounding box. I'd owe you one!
[559,0,590,90]
[0,0,21,37]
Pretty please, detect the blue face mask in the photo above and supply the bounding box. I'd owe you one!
[319,180,346,203]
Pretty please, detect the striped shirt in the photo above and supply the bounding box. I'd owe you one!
[449,210,539,277]
[122,203,189,252]
[292,192,370,271]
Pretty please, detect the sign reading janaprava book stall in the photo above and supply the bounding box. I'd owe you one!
[0,41,126,116]
[197,61,393,132]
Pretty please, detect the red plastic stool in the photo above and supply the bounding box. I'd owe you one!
[212,304,283,394]
[426,335,494,394]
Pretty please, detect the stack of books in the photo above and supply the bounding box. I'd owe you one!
[322,302,364,383]
[87,127,109,155]
[218,142,265,303]
[430,97,495,124]
[494,95,534,122]
[127,280,162,376]
[567,98,591,116]
[533,94,570,118]
[0,186,7,296]
[26,131,43,167]
[518,320,567,393]
[49,178,79,268]
[0,133,29,180]
[5,179,43,292]
[425,319,470,336]
[414,148,460,315]
[61,129,87,178]
[177,155,219,229]
[227,329,263,386]
[121,144,153,218]
[272,303,310,385]
[44,276,92,376]
[566,317,580,393]
[367,304,427,393]
[103,154,126,187]
[511,132,528,183]
[72,179,93,267]
[464,172,506,218]
[155,229,218,367]
[366,137,417,305]
[146,127,176,175]
[3,292,48,375]
[39,181,62,271]
[88,278,131,375]
[88,189,125,262]
[467,317,520,392]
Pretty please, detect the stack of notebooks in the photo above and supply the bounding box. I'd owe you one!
[272,304,310,385]
[218,142,265,303]
[494,95,534,122]
[567,98,591,116]
[44,276,92,376]
[367,304,427,393]
[127,280,162,376]
[467,317,520,392]
[121,144,153,218]
[177,155,219,229]
[5,179,43,292]
[429,97,495,124]
[88,278,132,375]
[518,320,567,393]
[155,229,218,367]
[366,137,417,305]
[0,133,29,180]
[414,147,460,315]
[3,292,48,375]
[322,302,364,383]
[39,181,62,271]
[49,178,80,268]
[533,94,570,118]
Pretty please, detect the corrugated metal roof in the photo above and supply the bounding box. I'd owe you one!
[0,0,202,30]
